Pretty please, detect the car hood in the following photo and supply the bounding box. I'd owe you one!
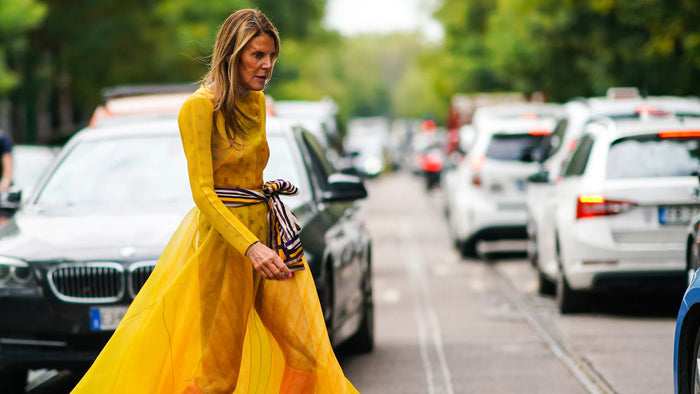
[0,204,193,262]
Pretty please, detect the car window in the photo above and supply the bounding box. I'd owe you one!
[540,118,568,160]
[606,136,700,179]
[36,135,190,206]
[300,130,336,190]
[264,134,312,207]
[485,133,547,162]
[563,134,594,177]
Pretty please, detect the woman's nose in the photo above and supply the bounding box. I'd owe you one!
[262,56,272,69]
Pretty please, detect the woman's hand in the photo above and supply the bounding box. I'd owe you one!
[246,242,293,281]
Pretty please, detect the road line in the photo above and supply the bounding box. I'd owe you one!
[487,263,617,394]
[401,222,455,394]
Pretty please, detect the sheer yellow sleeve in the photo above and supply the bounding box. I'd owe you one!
[177,96,259,256]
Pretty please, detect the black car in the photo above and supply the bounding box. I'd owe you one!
[0,117,373,391]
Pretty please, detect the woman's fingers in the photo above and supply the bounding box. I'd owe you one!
[247,243,293,280]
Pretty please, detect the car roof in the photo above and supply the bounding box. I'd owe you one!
[587,117,700,140]
[71,116,297,143]
[565,96,700,117]
[473,102,564,117]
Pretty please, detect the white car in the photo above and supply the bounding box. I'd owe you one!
[526,95,700,296]
[444,103,562,257]
[543,117,700,313]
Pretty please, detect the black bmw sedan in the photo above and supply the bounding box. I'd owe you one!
[0,117,373,391]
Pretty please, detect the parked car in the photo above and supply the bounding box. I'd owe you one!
[675,210,700,394]
[443,103,562,257]
[0,117,373,391]
[88,84,197,127]
[526,95,700,293]
[343,117,393,178]
[538,117,700,313]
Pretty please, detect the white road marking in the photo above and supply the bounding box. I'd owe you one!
[400,222,455,394]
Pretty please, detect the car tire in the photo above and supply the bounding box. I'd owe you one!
[0,367,27,394]
[460,238,478,259]
[537,269,556,296]
[555,241,589,314]
[556,270,589,314]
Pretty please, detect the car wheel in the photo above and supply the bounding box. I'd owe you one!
[555,241,589,314]
[691,325,700,393]
[537,268,556,296]
[345,274,374,353]
[460,238,478,259]
[0,367,27,394]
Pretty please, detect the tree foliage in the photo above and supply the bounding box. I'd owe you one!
[0,0,46,94]
[435,0,700,101]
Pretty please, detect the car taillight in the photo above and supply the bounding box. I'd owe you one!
[472,174,481,186]
[659,129,700,138]
[529,129,551,136]
[576,195,637,219]
[469,154,485,187]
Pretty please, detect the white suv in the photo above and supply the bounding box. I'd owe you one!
[526,96,700,295]
[544,118,700,313]
[445,103,562,257]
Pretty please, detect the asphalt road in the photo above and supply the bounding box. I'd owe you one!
[29,170,680,393]
[338,171,679,394]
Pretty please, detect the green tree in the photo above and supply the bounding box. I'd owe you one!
[0,0,46,93]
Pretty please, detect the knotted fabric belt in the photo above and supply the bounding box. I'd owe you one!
[215,180,305,271]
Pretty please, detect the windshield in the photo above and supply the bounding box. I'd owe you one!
[485,133,548,162]
[606,135,700,178]
[34,133,310,209]
[35,135,190,206]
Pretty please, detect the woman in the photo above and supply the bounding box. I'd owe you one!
[72,9,358,393]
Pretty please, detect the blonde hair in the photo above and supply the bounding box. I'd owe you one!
[203,9,280,144]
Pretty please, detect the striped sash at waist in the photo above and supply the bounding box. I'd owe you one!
[215,180,304,271]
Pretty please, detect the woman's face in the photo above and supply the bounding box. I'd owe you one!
[238,33,276,92]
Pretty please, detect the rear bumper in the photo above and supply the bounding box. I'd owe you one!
[466,225,527,243]
[590,270,686,295]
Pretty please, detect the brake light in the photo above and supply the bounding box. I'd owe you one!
[519,113,538,119]
[567,139,578,152]
[469,154,484,187]
[637,105,670,116]
[576,195,637,219]
[529,130,551,136]
[659,130,700,138]
[469,154,485,171]
[423,153,442,172]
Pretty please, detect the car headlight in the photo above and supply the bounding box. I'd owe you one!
[0,256,35,286]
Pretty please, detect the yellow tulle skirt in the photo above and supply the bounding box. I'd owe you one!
[71,206,358,394]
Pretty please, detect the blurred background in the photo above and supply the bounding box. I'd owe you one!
[2,0,699,145]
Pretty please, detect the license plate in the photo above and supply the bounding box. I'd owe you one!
[516,179,525,191]
[90,306,128,331]
[658,206,700,225]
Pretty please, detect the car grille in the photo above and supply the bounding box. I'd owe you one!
[48,263,125,304]
[128,262,156,298]
[47,261,157,304]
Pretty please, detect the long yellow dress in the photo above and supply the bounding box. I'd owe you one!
[71,86,358,394]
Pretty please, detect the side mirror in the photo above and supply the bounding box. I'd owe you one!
[322,173,368,202]
[526,170,550,184]
[6,190,22,204]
